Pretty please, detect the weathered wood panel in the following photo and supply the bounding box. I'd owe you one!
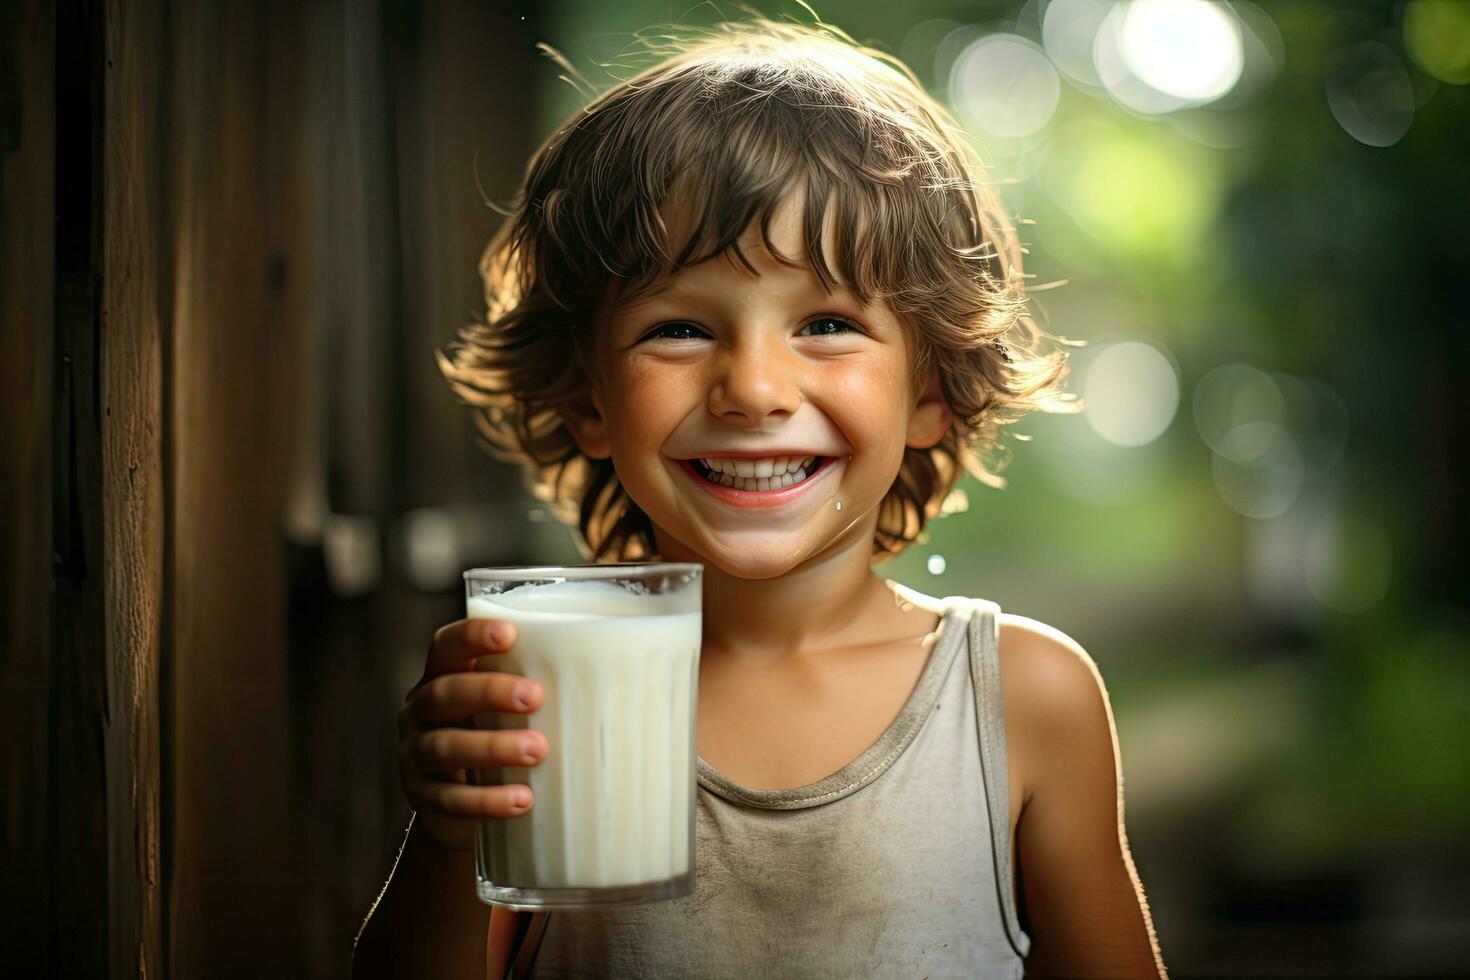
[393,1,541,510]
[0,0,58,973]
[165,1,306,974]
[7,2,542,975]
[272,5,549,974]
[101,0,168,974]
[50,0,113,976]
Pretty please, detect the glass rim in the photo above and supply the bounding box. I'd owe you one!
[463,562,703,582]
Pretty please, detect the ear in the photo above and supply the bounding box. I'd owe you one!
[560,386,612,460]
[906,371,953,450]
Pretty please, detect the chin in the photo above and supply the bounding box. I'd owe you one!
[699,552,799,581]
[685,537,823,581]
[652,531,799,578]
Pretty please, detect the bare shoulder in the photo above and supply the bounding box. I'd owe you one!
[993,615,1168,976]
[996,613,1114,747]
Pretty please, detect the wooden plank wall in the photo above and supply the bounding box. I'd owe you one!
[164,1,307,974]
[102,0,169,974]
[290,5,544,974]
[3,1,543,975]
[0,0,61,973]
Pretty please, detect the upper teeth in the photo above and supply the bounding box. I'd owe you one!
[699,455,816,477]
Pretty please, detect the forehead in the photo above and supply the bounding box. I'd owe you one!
[614,187,855,312]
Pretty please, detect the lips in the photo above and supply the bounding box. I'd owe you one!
[675,455,838,508]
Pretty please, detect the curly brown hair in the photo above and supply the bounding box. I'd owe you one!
[438,16,1081,562]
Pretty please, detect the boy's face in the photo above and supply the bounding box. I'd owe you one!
[564,193,952,580]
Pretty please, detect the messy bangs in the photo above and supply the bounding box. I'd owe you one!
[438,18,1081,562]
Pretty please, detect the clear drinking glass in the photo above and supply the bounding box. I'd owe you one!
[464,563,703,909]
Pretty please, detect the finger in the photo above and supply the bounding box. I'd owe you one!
[407,727,547,773]
[419,618,518,684]
[399,672,544,735]
[406,774,533,820]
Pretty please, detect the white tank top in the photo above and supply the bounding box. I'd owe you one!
[505,594,1031,978]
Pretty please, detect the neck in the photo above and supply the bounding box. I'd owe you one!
[653,519,891,663]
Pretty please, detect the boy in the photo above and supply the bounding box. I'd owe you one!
[355,17,1166,979]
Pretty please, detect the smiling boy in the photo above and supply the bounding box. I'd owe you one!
[354,18,1166,980]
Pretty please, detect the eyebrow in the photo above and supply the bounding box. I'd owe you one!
[619,272,863,315]
[617,281,692,311]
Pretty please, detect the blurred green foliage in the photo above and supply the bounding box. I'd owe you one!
[524,3,1470,962]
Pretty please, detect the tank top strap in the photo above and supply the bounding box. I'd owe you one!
[964,597,1032,961]
[504,908,548,978]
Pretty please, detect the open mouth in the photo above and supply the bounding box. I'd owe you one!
[686,455,832,493]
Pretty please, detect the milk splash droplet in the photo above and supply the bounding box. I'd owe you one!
[927,554,947,575]
[835,500,843,511]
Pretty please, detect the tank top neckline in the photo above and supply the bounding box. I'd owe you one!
[695,603,967,810]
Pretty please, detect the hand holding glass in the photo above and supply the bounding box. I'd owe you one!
[464,563,702,909]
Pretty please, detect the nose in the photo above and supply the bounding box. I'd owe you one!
[707,334,803,425]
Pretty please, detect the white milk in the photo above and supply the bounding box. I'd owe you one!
[467,579,701,894]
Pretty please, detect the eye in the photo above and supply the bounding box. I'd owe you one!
[642,322,708,342]
[798,316,860,337]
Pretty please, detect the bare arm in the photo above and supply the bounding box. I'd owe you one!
[352,814,489,980]
[1002,619,1166,979]
[354,618,546,980]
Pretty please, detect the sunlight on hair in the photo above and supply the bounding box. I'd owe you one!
[441,14,1082,561]
[1082,341,1180,448]
[938,487,970,515]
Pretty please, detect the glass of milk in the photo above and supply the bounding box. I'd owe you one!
[464,563,702,909]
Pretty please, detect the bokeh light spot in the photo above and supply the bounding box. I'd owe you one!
[1326,41,1415,147]
[1403,0,1470,85]
[1093,0,1244,114]
[950,34,1062,139]
[1042,0,1112,87]
[1210,436,1305,519]
[898,18,963,90]
[1193,363,1286,464]
[1083,341,1180,447]
[1305,513,1393,613]
[1119,0,1245,100]
[1046,120,1220,264]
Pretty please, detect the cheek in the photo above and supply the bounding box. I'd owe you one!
[823,359,911,449]
[606,363,693,451]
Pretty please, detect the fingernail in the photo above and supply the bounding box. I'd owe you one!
[519,736,539,762]
[512,790,530,809]
[485,622,512,648]
[514,681,537,708]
